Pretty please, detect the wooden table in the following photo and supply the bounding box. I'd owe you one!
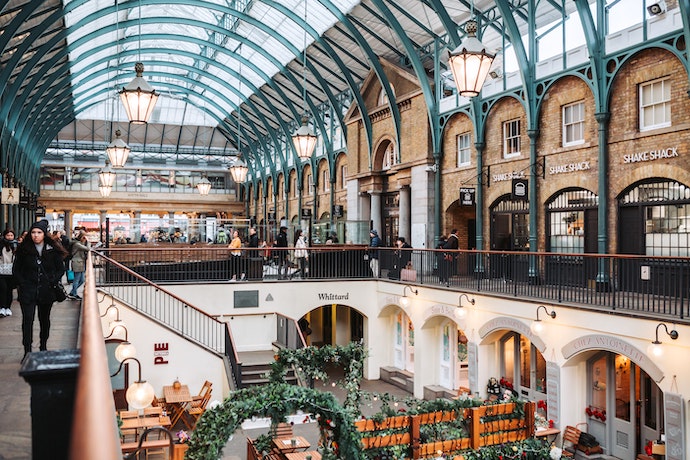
[272,436,311,453]
[535,427,560,443]
[120,415,171,430]
[163,384,192,427]
[284,451,321,460]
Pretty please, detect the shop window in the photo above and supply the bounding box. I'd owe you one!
[500,332,547,399]
[305,174,313,196]
[503,119,521,158]
[457,133,471,167]
[639,77,671,131]
[562,101,585,146]
[589,354,608,417]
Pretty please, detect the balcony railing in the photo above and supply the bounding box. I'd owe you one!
[96,246,690,322]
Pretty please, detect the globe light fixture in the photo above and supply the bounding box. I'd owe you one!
[400,285,418,307]
[448,19,495,97]
[456,293,475,319]
[648,323,678,357]
[119,62,159,124]
[531,305,556,334]
[196,175,212,195]
[104,323,137,362]
[105,129,131,168]
[111,357,155,409]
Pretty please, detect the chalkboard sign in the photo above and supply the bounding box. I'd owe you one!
[468,341,478,395]
[546,362,560,427]
[664,392,685,460]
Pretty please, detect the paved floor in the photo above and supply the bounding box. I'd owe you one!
[0,293,410,460]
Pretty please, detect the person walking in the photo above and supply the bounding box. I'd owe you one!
[368,229,381,278]
[275,226,289,279]
[0,229,17,317]
[228,229,244,281]
[13,220,67,360]
[68,231,89,300]
[291,229,309,279]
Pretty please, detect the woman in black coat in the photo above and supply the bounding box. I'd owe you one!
[13,220,67,360]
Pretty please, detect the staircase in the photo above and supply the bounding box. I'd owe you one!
[380,366,414,394]
[238,351,299,389]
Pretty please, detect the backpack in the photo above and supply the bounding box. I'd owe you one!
[216,230,228,244]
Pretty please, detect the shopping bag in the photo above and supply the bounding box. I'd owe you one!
[400,263,417,281]
[66,270,75,283]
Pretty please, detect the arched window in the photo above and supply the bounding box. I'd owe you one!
[382,143,398,170]
[377,84,395,106]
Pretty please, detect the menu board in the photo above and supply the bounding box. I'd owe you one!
[546,362,560,427]
[468,342,478,395]
[664,393,685,460]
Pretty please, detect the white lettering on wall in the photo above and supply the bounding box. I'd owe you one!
[623,147,678,164]
[549,161,591,175]
[492,171,525,182]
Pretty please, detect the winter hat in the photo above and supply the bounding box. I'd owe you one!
[30,219,50,235]
[370,229,378,236]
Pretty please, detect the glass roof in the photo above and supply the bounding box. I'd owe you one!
[65,0,359,127]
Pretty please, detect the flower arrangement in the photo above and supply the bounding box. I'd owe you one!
[550,445,563,459]
[585,405,606,421]
[176,430,190,443]
[499,377,514,390]
[537,400,547,412]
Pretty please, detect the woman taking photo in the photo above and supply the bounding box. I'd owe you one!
[13,220,67,361]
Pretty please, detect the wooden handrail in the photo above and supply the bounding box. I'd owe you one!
[69,252,123,460]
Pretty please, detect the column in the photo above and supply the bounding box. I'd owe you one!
[99,210,107,245]
[399,185,411,242]
[133,210,141,243]
[370,191,382,234]
[63,210,71,234]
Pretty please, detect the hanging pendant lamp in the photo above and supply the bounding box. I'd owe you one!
[98,160,116,188]
[448,20,495,97]
[293,115,317,160]
[229,158,249,183]
[105,129,131,168]
[119,62,159,124]
[196,176,212,195]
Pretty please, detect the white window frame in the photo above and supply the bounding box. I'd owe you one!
[323,170,330,192]
[340,165,347,190]
[382,143,398,170]
[377,85,395,106]
[639,77,671,131]
[562,101,585,147]
[457,133,471,167]
[503,119,521,158]
[306,174,313,196]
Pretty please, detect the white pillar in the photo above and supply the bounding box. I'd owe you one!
[370,191,382,234]
[399,186,411,242]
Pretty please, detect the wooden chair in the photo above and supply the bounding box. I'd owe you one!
[121,426,174,460]
[182,388,212,430]
[118,410,139,443]
[273,422,294,438]
[143,406,162,417]
[192,380,212,403]
[561,425,582,458]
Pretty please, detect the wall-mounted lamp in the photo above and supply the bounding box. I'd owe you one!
[648,323,678,357]
[531,305,556,334]
[105,324,137,362]
[456,294,475,319]
[400,285,418,307]
[111,357,155,410]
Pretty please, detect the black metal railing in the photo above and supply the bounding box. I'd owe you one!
[96,246,690,322]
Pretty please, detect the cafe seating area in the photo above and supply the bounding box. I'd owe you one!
[116,380,212,459]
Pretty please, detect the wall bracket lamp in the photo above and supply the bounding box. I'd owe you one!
[105,323,137,362]
[456,293,475,319]
[531,305,556,334]
[648,323,678,357]
[400,285,418,307]
[111,357,155,410]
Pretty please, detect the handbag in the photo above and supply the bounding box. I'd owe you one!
[66,269,75,283]
[400,262,417,281]
[0,263,12,276]
[53,283,67,302]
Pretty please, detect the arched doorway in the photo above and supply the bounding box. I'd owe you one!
[301,304,365,347]
[499,332,547,402]
[586,352,664,458]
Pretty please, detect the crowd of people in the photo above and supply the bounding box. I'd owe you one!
[0,220,94,362]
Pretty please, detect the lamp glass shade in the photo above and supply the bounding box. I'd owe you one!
[99,184,112,197]
[126,380,155,409]
[448,21,495,98]
[196,176,212,195]
[119,63,159,124]
[531,320,545,334]
[98,164,116,187]
[229,159,249,183]
[400,296,410,307]
[292,115,317,160]
[455,307,467,319]
[115,341,137,362]
[647,341,663,357]
[106,130,131,168]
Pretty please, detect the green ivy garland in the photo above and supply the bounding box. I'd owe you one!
[186,383,362,460]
